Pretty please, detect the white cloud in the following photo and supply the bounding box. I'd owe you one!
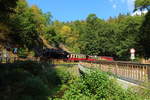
[108,0,136,11]
[113,4,117,9]
[132,10,148,16]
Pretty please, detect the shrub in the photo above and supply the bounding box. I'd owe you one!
[133,82,150,99]
[61,70,143,100]
[0,61,52,100]
[18,48,28,58]
[56,67,72,84]
[21,77,49,98]
[45,69,60,87]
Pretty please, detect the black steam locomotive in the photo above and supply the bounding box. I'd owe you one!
[42,48,114,62]
[42,48,69,59]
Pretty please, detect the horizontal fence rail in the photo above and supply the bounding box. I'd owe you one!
[80,60,150,84]
[0,57,73,64]
[0,57,41,63]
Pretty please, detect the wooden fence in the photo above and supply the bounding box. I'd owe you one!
[0,57,41,63]
[1,57,150,83]
[80,60,150,83]
[0,57,71,64]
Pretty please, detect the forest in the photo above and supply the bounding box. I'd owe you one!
[0,0,150,100]
[0,0,150,60]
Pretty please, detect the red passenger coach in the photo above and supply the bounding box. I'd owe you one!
[67,54,87,61]
[67,54,114,62]
[100,56,114,61]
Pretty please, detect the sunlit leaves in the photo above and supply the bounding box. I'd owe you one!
[60,25,71,37]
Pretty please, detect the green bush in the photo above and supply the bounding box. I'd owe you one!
[45,69,60,87]
[56,68,72,84]
[0,61,52,100]
[1,61,148,100]
[60,70,143,100]
[0,61,75,100]
[133,82,150,99]
[18,48,28,58]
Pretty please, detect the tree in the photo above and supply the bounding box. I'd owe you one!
[9,0,51,49]
[79,14,115,56]
[0,0,19,38]
[115,16,143,59]
[138,12,150,58]
[135,0,150,11]
[44,26,62,47]
[30,5,52,35]
[0,0,18,22]
[60,25,71,37]
[135,0,150,58]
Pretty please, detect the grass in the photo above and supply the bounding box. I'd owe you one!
[49,84,68,98]
[48,64,80,99]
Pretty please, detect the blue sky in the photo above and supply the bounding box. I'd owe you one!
[27,0,135,22]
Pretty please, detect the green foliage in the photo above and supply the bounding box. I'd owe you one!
[63,13,149,60]
[0,61,149,100]
[6,0,52,49]
[138,11,150,58]
[0,61,50,100]
[0,0,18,23]
[59,70,143,100]
[22,77,49,96]
[0,61,72,100]
[9,0,39,48]
[56,67,72,84]
[44,11,149,60]
[135,0,150,11]
[18,48,28,58]
[44,26,62,47]
[74,14,140,59]
[135,82,150,99]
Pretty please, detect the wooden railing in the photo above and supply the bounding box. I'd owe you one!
[0,57,71,64]
[0,57,41,63]
[80,60,150,83]
[1,57,149,83]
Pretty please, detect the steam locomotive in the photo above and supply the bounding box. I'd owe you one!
[43,48,114,62]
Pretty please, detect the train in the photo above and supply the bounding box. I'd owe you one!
[67,53,114,61]
[42,48,114,62]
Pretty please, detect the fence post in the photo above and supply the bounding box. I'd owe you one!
[99,62,101,70]
[115,63,118,75]
[147,66,150,81]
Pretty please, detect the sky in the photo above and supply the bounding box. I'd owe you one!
[27,0,136,22]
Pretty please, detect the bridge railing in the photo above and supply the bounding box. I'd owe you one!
[80,60,150,83]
